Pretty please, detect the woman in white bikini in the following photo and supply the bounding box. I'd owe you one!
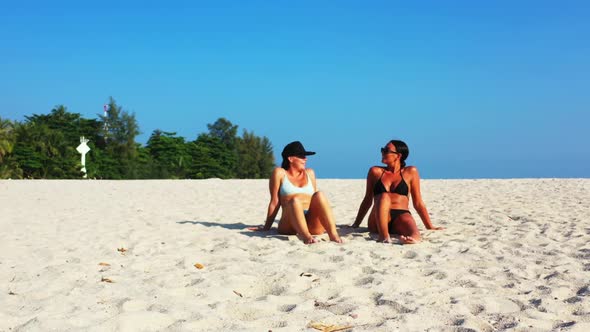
[251,141,342,244]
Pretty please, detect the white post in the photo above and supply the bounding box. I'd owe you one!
[76,136,91,178]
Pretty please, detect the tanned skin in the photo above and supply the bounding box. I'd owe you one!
[250,154,342,244]
[350,142,443,243]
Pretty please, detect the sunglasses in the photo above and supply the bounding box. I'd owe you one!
[381,147,400,155]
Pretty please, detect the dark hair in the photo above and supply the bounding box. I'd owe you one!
[389,140,409,168]
[281,158,290,170]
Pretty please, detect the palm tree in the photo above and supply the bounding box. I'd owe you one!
[0,116,14,163]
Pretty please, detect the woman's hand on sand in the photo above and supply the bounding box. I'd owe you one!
[381,237,393,244]
[247,225,269,231]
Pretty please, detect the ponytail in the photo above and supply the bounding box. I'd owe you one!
[389,140,409,168]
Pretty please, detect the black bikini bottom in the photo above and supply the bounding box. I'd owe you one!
[389,209,411,234]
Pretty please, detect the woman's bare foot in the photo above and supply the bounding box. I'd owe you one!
[331,236,344,243]
[328,232,343,243]
[400,235,419,244]
[304,236,319,244]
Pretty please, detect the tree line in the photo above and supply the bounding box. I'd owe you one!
[0,98,275,179]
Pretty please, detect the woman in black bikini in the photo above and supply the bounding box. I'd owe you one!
[351,140,443,243]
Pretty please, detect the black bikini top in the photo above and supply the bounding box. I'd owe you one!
[373,168,409,196]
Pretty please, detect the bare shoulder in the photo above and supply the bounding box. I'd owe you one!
[271,167,286,179]
[273,166,285,174]
[368,166,385,178]
[403,166,420,179]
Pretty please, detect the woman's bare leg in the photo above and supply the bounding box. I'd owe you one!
[367,206,380,234]
[281,197,316,244]
[391,214,421,244]
[375,194,392,242]
[306,191,342,243]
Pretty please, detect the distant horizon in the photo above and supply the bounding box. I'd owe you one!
[2,1,589,179]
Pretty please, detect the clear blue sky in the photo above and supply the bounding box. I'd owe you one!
[2,1,589,178]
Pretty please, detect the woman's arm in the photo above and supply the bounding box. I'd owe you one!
[262,167,283,230]
[352,168,377,227]
[308,168,318,192]
[408,167,443,230]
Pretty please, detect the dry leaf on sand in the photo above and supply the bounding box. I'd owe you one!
[194,263,205,269]
[117,248,127,253]
[310,323,354,332]
[233,290,243,297]
[309,322,353,332]
[101,277,114,283]
[98,262,111,266]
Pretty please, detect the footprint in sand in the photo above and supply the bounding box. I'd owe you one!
[374,294,413,313]
[403,251,418,259]
[537,285,552,295]
[489,314,518,330]
[576,249,590,259]
[450,316,466,326]
[325,302,357,315]
[453,279,477,288]
[185,278,204,287]
[362,266,378,274]
[423,270,447,280]
[529,298,542,308]
[369,252,381,259]
[278,304,296,312]
[553,321,576,329]
[247,275,288,297]
[354,276,376,287]
[564,296,582,304]
[271,321,288,328]
[328,255,344,263]
[576,285,590,296]
[470,304,485,315]
[148,303,168,313]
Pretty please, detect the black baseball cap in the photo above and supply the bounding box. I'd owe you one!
[281,141,316,158]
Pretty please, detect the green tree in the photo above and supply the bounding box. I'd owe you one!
[187,118,275,179]
[0,117,15,163]
[257,136,275,177]
[188,134,235,179]
[134,144,156,179]
[98,97,141,179]
[146,130,191,178]
[207,117,238,147]
[11,106,101,178]
[207,118,238,176]
[236,130,275,178]
[0,117,23,178]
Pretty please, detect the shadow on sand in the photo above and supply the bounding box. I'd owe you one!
[176,220,291,241]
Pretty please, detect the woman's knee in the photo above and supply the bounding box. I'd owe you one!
[375,193,391,206]
[286,197,302,209]
[311,191,329,206]
[312,190,326,200]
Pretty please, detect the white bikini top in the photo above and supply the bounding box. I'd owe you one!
[279,171,314,196]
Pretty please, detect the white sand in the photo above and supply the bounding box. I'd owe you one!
[1,179,590,331]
